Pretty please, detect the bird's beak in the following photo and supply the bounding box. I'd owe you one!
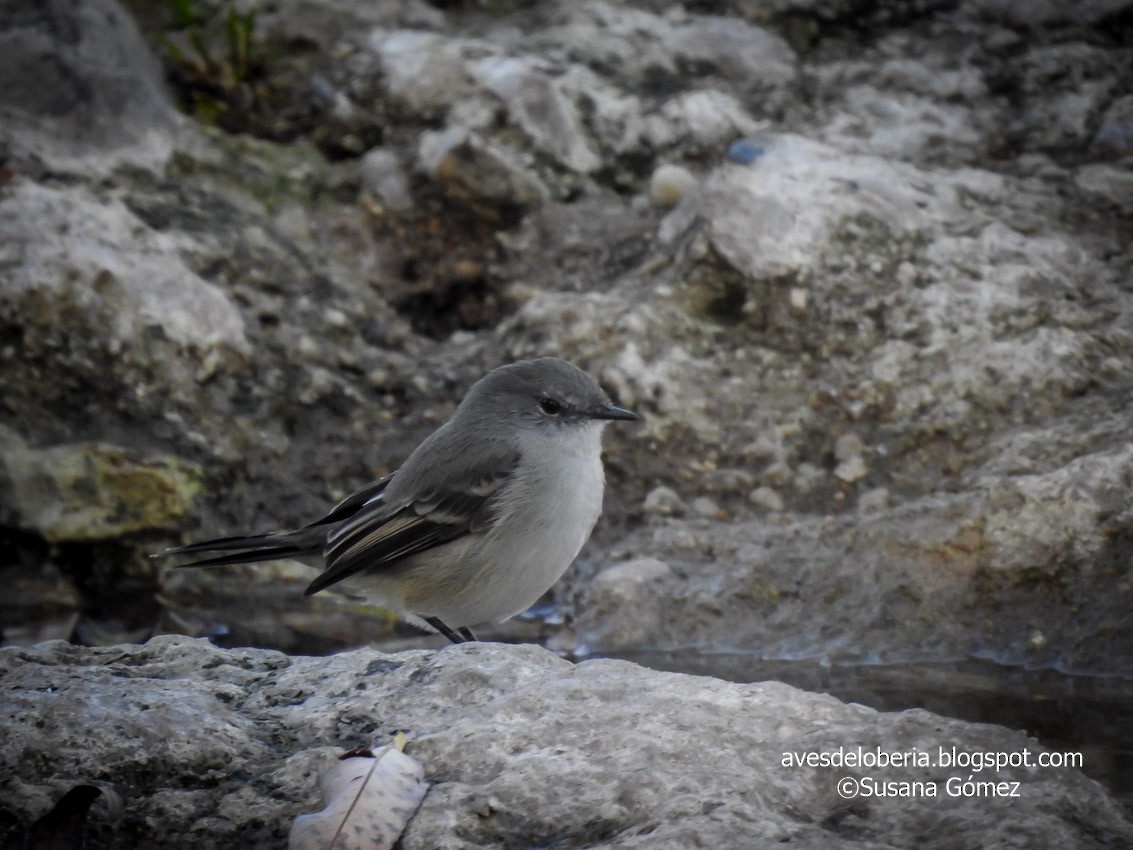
[591,402,639,421]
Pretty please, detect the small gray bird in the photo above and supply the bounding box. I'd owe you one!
[158,357,638,643]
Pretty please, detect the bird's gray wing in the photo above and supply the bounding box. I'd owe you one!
[304,473,395,528]
[304,449,520,595]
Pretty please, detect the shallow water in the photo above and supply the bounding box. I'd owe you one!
[588,651,1133,808]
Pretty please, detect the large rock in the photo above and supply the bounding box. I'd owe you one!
[1,637,1130,848]
[0,426,202,542]
[0,0,179,169]
[2,0,1132,679]
[0,181,249,357]
[564,440,1133,671]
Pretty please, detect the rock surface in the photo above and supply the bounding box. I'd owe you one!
[2,637,1131,849]
[1,0,1132,675]
[0,0,179,169]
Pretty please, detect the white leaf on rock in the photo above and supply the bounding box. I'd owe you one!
[289,735,428,850]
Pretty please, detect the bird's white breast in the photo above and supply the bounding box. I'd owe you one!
[440,422,606,625]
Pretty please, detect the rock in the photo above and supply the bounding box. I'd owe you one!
[2,638,1130,849]
[0,180,249,355]
[368,29,477,117]
[417,128,547,212]
[826,84,984,162]
[571,442,1133,671]
[0,426,202,542]
[664,15,797,92]
[250,0,447,56]
[1075,164,1133,213]
[468,56,601,174]
[834,454,869,484]
[700,468,756,494]
[570,557,673,649]
[642,485,685,517]
[749,486,785,513]
[1007,43,1122,152]
[648,164,698,208]
[857,487,891,514]
[834,432,866,463]
[963,0,1133,28]
[360,147,415,212]
[689,496,722,518]
[0,643,1128,847]
[3,0,1133,685]
[0,0,178,170]
[658,133,943,282]
[655,90,763,149]
[0,562,82,645]
[1092,93,1133,158]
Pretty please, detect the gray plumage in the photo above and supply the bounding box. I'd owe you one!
[157,357,637,641]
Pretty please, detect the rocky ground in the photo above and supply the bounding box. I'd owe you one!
[3,0,1133,843]
[4,637,1133,849]
[3,0,1131,667]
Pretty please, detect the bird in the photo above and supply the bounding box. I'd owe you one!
[156,357,638,644]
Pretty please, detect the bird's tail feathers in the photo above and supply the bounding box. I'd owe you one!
[154,529,324,569]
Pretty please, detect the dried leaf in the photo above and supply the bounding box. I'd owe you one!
[27,785,101,850]
[289,735,428,850]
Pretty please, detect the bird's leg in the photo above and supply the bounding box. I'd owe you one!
[457,626,477,642]
[425,616,466,644]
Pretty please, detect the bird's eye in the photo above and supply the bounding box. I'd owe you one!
[539,397,562,415]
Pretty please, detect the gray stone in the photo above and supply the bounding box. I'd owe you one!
[689,496,722,518]
[417,128,547,211]
[834,432,865,463]
[0,181,249,355]
[642,485,685,517]
[0,0,178,170]
[654,89,764,149]
[368,29,478,117]
[1,638,1129,849]
[567,557,673,649]
[657,133,947,281]
[469,56,601,174]
[749,486,785,513]
[570,442,1133,672]
[664,15,797,91]
[360,147,415,212]
[857,487,891,514]
[1075,164,1133,212]
[0,426,202,542]
[834,454,869,484]
[5,0,1133,684]
[963,0,1133,26]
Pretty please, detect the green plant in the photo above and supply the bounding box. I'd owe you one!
[157,0,267,129]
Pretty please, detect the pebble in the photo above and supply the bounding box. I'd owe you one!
[701,468,756,493]
[793,462,824,493]
[760,461,792,486]
[360,147,414,212]
[834,454,869,483]
[643,485,685,517]
[726,139,766,165]
[857,487,890,513]
[749,486,784,512]
[741,435,779,461]
[649,164,698,208]
[689,496,722,518]
[834,432,865,463]
[418,127,546,210]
